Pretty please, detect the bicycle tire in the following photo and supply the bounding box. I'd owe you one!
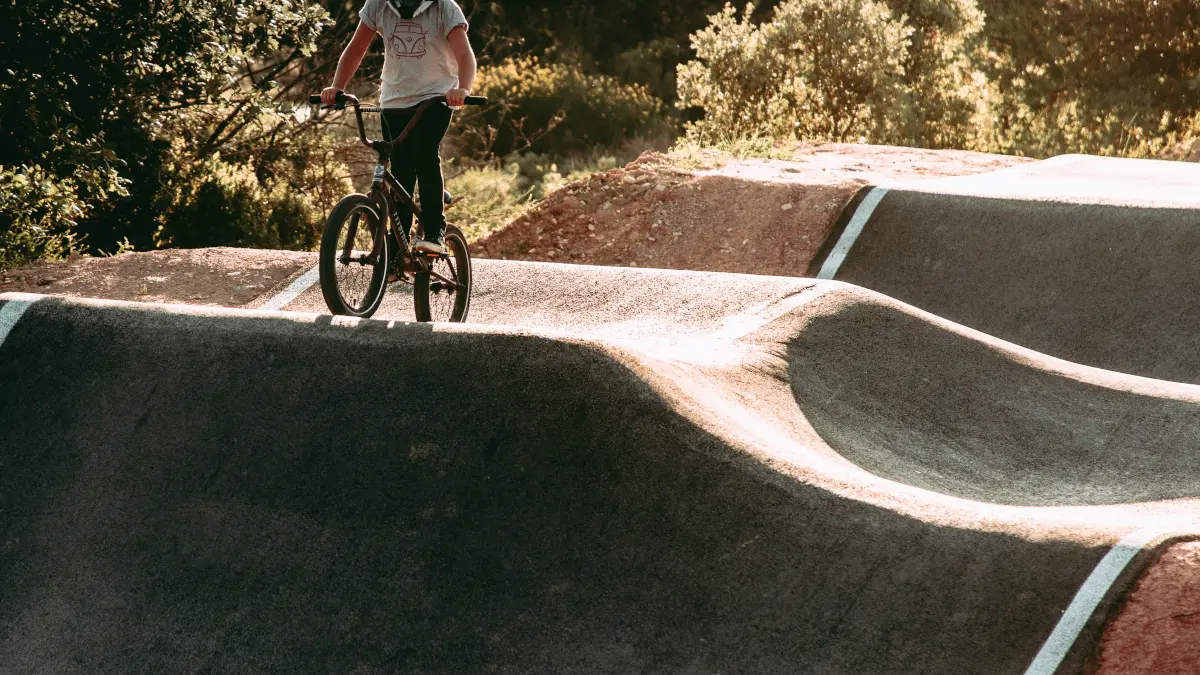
[413,224,471,323]
[319,194,389,318]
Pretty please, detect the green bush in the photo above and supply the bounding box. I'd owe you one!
[614,38,691,103]
[154,154,323,251]
[679,0,1199,158]
[0,165,88,271]
[445,163,539,242]
[975,0,1200,158]
[0,129,127,270]
[454,56,669,158]
[881,0,985,147]
[678,0,917,145]
[2,0,329,259]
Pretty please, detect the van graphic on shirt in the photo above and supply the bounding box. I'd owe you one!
[389,21,427,59]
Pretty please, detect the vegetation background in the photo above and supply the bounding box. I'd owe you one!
[2,0,1197,270]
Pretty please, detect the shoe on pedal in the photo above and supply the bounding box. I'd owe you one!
[413,235,447,255]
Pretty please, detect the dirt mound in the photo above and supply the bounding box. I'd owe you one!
[0,247,312,308]
[474,145,1029,276]
[1093,539,1200,674]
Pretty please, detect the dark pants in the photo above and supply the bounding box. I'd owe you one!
[381,102,452,241]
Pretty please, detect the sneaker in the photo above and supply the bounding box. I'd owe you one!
[413,236,447,255]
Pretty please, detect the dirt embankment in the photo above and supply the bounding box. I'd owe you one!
[0,248,313,308]
[0,144,1029,304]
[473,144,1031,276]
[1092,540,1200,675]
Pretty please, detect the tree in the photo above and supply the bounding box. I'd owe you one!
[0,0,332,261]
[975,0,1200,157]
[677,0,915,144]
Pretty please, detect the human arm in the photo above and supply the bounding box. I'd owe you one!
[445,24,476,107]
[321,21,376,105]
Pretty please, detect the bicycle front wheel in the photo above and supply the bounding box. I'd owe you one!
[414,225,472,323]
[319,194,389,318]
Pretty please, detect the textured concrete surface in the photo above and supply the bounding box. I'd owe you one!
[280,259,827,342]
[4,273,1200,673]
[4,153,1200,674]
[789,292,1200,506]
[828,155,1200,384]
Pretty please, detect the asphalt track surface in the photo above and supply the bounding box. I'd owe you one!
[4,154,1200,673]
[824,155,1200,384]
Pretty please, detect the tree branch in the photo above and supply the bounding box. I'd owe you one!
[196,99,250,158]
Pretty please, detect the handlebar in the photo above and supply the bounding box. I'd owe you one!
[308,92,488,147]
[307,92,488,108]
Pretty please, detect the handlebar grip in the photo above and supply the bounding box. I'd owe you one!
[463,96,488,106]
[309,91,353,107]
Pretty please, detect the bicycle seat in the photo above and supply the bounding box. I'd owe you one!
[443,190,453,205]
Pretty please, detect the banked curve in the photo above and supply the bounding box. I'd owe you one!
[3,281,1199,673]
[775,283,1200,507]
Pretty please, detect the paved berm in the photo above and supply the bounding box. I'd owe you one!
[830,154,1200,384]
[3,151,1200,673]
[2,272,1199,673]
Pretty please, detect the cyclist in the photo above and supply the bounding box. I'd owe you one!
[321,0,476,256]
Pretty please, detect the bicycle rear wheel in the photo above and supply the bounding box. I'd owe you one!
[414,224,471,323]
[319,194,389,317]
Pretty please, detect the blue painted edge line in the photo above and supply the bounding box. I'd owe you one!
[0,293,41,349]
[259,266,320,311]
[816,187,888,280]
[1024,527,1189,675]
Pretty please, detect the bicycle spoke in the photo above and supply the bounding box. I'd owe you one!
[428,270,459,290]
[334,206,383,312]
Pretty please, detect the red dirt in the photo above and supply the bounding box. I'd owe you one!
[0,248,313,308]
[473,144,1031,276]
[1091,540,1200,674]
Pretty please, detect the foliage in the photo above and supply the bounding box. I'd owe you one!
[614,38,692,103]
[447,146,645,241]
[445,163,539,242]
[0,128,127,270]
[974,0,1200,157]
[880,0,984,147]
[678,0,916,144]
[6,0,1198,269]
[0,0,332,263]
[152,135,345,251]
[466,0,730,80]
[0,166,84,271]
[678,0,1199,157]
[453,56,669,159]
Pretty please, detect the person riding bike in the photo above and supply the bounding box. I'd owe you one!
[321,0,476,257]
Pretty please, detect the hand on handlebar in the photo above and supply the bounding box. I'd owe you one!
[320,87,343,107]
[446,88,471,107]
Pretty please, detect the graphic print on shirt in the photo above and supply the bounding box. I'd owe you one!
[389,21,427,59]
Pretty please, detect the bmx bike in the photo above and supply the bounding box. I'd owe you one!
[308,91,487,321]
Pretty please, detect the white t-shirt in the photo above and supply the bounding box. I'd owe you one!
[358,0,469,109]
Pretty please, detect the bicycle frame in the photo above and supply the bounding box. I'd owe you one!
[342,101,430,272]
[313,92,487,290]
